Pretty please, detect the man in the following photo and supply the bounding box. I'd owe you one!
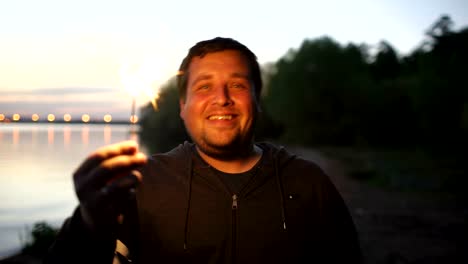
[45,37,362,263]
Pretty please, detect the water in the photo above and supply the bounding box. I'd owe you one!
[0,123,141,259]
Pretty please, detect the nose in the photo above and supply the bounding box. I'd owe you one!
[212,84,233,106]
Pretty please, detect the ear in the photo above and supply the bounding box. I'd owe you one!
[179,98,186,120]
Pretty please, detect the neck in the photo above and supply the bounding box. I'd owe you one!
[196,144,263,173]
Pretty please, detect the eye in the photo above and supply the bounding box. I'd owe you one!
[231,83,245,89]
[197,84,210,90]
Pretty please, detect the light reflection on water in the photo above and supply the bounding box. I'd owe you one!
[0,123,140,258]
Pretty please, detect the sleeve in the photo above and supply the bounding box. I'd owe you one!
[316,173,363,264]
[42,207,117,264]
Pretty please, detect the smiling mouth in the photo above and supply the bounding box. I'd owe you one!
[208,115,234,120]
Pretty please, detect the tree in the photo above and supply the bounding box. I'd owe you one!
[412,16,468,146]
[426,14,454,38]
[264,37,373,146]
[138,15,468,149]
[370,41,401,81]
[22,221,58,257]
[139,79,189,153]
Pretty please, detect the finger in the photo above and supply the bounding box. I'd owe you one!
[74,141,140,177]
[80,172,141,221]
[129,170,143,182]
[99,174,140,206]
[75,141,139,177]
[78,152,147,191]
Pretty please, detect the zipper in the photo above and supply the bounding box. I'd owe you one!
[231,194,238,264]
[232,194,238,210]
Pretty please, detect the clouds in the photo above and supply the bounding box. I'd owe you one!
[0,87,139,121]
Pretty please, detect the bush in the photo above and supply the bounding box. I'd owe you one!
[21,221,58,257]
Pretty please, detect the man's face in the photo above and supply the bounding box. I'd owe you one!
[179,50,258,158]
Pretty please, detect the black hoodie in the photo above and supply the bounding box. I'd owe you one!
[45,142,362,264]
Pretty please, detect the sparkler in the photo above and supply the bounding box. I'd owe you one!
[129,96,138,140]
[119,53,179,140]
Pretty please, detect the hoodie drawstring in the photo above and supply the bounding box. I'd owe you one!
[274,157,288,230]
[183,144,291,251]
[183,156,194,250]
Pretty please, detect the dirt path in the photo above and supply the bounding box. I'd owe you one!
[289,146,467,264]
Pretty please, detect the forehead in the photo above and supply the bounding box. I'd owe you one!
[188,50,250,76]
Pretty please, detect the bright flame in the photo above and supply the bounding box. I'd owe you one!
[13,114,21,121]
[82,114,90,123]
[0,114,5,121]
[47,114,55,122]
[130,115,138,124]
[119,52,178,113]
[147,89,160,111]
[32,114,40,122]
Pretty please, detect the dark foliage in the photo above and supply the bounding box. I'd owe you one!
[138,15,467,152]
[138,79,190,154]
[21,222,58,258]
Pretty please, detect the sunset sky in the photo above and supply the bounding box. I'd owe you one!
[1,0,467,121]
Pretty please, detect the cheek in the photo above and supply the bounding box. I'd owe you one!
[238,95,257,114]
[190,94,211,110]
[181,99,203,122]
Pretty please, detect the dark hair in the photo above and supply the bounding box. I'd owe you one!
[177,37,262,102]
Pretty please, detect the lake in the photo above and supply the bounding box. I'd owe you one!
[0,123,142,259]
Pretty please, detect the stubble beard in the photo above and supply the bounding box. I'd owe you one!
[185,103,259,160]
[194,127,255,160]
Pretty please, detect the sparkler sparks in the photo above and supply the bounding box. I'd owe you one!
[119,55,177,114]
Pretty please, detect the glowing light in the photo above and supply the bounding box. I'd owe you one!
[0,114,5,121]
[130,115,138,124]
[81,114,90,123]
[13,114,21,121]
[31,114,40,122]
[119,53,178,115]
[63,125,71,148]
[82,125,89,145]
[48,126,54,144]
[120,60,161,98]
[103,114,112,123]
[63,114,72,122]
[47,114,56,122]
[153,95,161,111]
[13,127,19,145]
[104,125,111,144]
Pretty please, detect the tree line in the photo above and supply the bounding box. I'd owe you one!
[139,15,468,153]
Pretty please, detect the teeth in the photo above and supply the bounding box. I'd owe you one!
[209,115,233,120]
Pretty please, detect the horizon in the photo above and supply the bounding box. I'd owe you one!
[1,0,467,120]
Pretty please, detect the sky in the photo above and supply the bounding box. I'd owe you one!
[1,0,467,121]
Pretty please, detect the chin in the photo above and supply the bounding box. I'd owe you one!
[197,138,251,159]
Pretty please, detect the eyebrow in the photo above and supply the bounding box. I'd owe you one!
[190,73,250,87]
[190,74,212,87]
[231,73,249,79]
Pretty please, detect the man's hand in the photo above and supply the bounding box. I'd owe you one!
[73,140,148,234]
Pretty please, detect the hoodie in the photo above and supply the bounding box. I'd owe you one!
[45,142,362,264]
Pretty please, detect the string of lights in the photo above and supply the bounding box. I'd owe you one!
[0,113,138,124]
